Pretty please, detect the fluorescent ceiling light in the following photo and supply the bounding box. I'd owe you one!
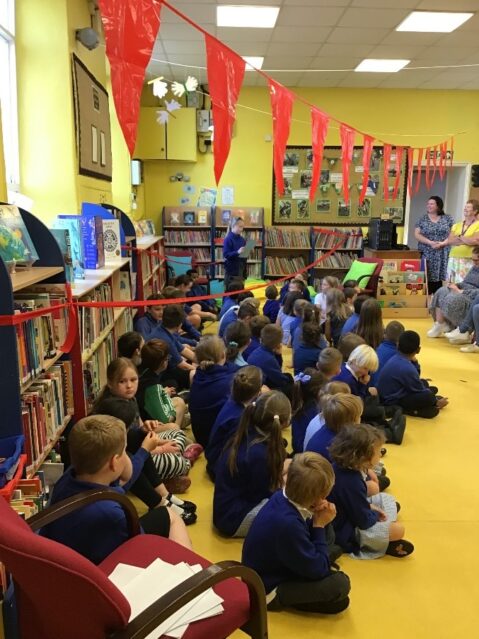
[355,59,410,73]
[217,5,280,28]
[396,11,473,33]
[243,56,264,70]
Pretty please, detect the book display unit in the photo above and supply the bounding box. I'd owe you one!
[163,207,213,279]
[264,226,312,279]
[378,258,429,319]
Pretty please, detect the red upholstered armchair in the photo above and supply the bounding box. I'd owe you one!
[356,257,384,298]
[0,489,267,639]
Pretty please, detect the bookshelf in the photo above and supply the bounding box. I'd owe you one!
[163,206,213,279]
[264,226,312,280]
[378,258,429,319]
[311,226,363,287]
[214,207,265,280]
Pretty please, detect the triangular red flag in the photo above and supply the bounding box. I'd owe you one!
[359,135,374,204]
[449,137,454,167]
[98,0,162,156]
[392,147,404,200]
[415,148,424,194]
[407,148,414,196]
[339,124,355,204]
[439,142,447,179]
[269,80,294,196]
[383,144,392,202]
[425,147,432,189]
[431,145,438,183]
[309,109,330,202]
[205,35,245,184]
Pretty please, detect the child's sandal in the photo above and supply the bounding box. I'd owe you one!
[386,539,414,557]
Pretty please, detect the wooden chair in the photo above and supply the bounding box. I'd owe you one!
[0,489,267,639]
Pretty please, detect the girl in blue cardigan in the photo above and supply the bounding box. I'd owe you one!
[223,216,247,289]
[329,424,414,559]
[189,335,238,448]
[213,390,291,537]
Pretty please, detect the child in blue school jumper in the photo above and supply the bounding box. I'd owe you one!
[263,284,280,323]
[328,424,414,559]
[293,321,326,375]
[213,391,291,537]
[279,274,311,304]
[206,365,263,480]
[290,369,327,454]
[370,320,405,386]
[186,268,218,314]
[40,415,192,565]
[290,301,316,351]
[174,276,217,325]
[243,315,270,361]
[224,320,251,367]
[247,324,294,399]
[223,216,247,289]
[378,330,448,419]
[242,452,351,614]
[219,281,244,320]
[303,380,349,450]
[134,293,201,348]
[218,293,258,338]
[340,294,368,337]
[189,335,238,448]
[117,330,144,367]
[276,291,304,345]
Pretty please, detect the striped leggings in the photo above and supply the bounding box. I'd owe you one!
[151,429,191,479]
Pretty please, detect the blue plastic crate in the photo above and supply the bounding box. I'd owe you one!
[0,435,25,488]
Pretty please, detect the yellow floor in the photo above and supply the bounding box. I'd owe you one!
[183,319,479,639]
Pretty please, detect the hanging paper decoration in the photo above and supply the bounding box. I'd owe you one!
[425,147,432,189]
[171,76,199,97]
[392,146,404,200]
[407,148,414,196]
[165,99,181,113]
[98,0,162,156]
[382,144,392,202]
[309,109,330,202]
[152,78,168,99]
[269,79,294,196]
[359,135,374,204]
[205,35,245,184]
[156,110,169,125]
[414,147,424,194]
[439,141,447,179]
[339,124,355,204]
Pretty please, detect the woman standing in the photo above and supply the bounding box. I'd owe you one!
[223,216,247,290]
[414,196,453,295]
[445,199,479,283]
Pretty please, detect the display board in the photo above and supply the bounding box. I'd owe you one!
[273,146,407,226]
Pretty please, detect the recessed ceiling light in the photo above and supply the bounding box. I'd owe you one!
[242,56,264,70]
[396,11,473,33]
[217,5,280,28]
[355,59,410,73]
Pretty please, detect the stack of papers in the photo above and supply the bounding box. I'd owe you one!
[109,558,224,638]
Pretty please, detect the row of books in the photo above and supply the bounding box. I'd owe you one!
[79,283,114,353]
[379,283,425,296]
[164,230,211,244]
[83,332,116,410]
[190,248,211,261]
[383,270,425,284]
[313,251,357,269]
[214,248,263,262]
[265,228,311,248]
[213,263,263,279]
[314,227,363,250]
[265,256,307,275]
[214,229,262,241]
[21,361,74,474]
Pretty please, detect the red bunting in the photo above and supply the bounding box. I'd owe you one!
[439,142,447,179]
[425,147,432,189]
[392,147,404,200]
[205,35,245,185]
[359,135,374,204]
[415,148,424,193]
[431,144,438,183]
[407,148,414,196]
[269,80,294,196]
[383,144,392,202]
[449,137,454,167]
[98,0,162,156]
[309,109,330,202]
[339,124,355,204]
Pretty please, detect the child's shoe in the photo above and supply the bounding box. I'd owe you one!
[166,492,197,513]
[427,321,448,338]
[164,475,191,494]
[183,443,204,465]
[385,539,414,557]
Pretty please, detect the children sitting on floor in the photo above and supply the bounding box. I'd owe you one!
[189,335,238,448]
[186,268,218,315]
[248,324,294,399]
[343,287,357,312]
[40,415,192,565]
[341,295,368,336]
[337,332,365,362]
[206,365,263,480]
[291,369,327,454]
[303,381,351,450]
[355,298,384,350]
[325,289,352,347]
[280,274,311,304]
[174,275,217,324]
[242,452,351,614]
[224,320,252,367]
[277,291,304,345]
[316,347,343,380]
[219,280,244,319]
[370,321,405,386]
[329,424,414,559]
[243,315,270,361]
[213,390,291,537]
[218,294,258,338]
[162,286,203,339]
[293,321,325,375]
[314,276,340,322]
[263,284,280,323]
[378,330,448,419]
[290,301,317,350]
[117,331,144,366]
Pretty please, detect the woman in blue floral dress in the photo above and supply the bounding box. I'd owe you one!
[414,196,454,294]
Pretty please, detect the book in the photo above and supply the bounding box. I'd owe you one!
[249,209,260,225]
[183,211,196,225]
[221,209,231,225]
[198,210,207,225]
[53,216,85,279]
[400,259,421,272]
[82,215,105,270]
[133,221,144,237]
[0,204,39,264]
[145,219,156,235]
[102,219,121,263]
[50,228,74,282]
[170,211,180,225]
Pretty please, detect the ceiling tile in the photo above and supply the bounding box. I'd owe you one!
[328,27,390,44]
[161,40,206,55]
[224,41,270,56]
[310,56,362,70]
[297,72,343,87]
[276,6,346,27]
[416,0,479,10]
[318,43,375,57]
[434,30,479,47]
[271,25,332,42]
[161,3,216,25]
[267,72,305,86]
[351,0,418,5]
[213,0,281,4]
[166,53,207,67]
[458,79,479,90]
[216,27,274,42]
[381,31,443,46]
[158,23,206,40]
[338,7,411,28]
[266,41,322,57]
[263,56,315,70]
[411,47,478,63]
[367,44,426,58]
[337,73,387,88]
[283,0,350,5]
[378,68,441,88]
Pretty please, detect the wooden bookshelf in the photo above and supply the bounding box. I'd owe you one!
[11,266,65,292]
[264,225,311,280]
[162,207,213,280]
[214,207,265,280]
[311,226,363,286]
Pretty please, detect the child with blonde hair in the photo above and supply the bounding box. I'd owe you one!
[325,289,352,346]
[314,276,340,322]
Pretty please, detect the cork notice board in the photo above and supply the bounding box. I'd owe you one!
[72,54,112,182]
[273,146,407,226]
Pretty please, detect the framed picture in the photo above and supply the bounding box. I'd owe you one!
[316,199,331,213]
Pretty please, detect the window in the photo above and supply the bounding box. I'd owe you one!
[0,0,19,189]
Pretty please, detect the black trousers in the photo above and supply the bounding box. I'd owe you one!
[274,571,350,614]
[139,505,171,537]
[428,280,443,294]
[398,391,439,419]
[160,366,191,391]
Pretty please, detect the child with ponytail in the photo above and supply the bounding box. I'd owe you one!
[213,391,291,537]
[224,320,252,367]
[290,369,327,454]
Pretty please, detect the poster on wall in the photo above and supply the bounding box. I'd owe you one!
[72,54,112,181]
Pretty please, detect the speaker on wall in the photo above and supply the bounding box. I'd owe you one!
[131,159,143,186]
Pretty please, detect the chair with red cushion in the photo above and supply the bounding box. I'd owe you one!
[356,257,384,298]
[0,489,267,639]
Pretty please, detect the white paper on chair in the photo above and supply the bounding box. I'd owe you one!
[108,559,224,639]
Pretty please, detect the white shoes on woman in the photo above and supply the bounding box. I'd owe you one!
[427,322,449,338]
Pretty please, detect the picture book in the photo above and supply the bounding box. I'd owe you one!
[0,204,39,264]
[50,228,74,282]
[133,221,144,237]
[138,220,151,235]
[381,260,398,273]
[400,259,422,272]
[170,211,180,225]
[102,219,121,263]
[198,209,208,225]
[249,209,260,225]
[81,215,105,270]
[144,219,156,235]
[221,209,231,225]
[183,211,196,225]
[53,216,85,279]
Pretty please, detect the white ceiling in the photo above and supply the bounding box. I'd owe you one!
[147,0,479,89]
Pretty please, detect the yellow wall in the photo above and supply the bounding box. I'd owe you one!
[139,86,479,230]
[15,0,132,224]
[0,105,7,202]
